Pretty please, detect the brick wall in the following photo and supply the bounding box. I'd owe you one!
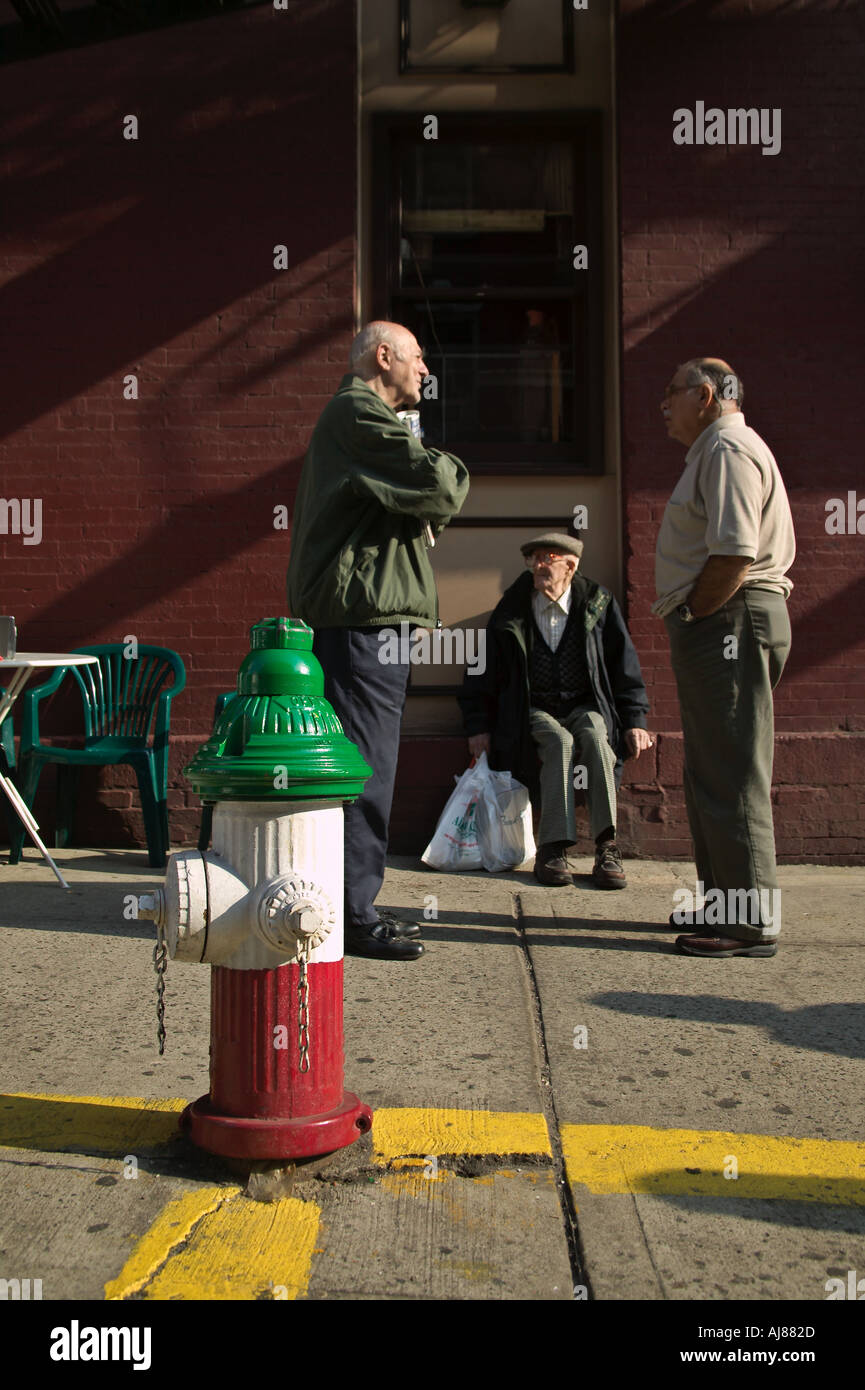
[392,0,865,865]
[616,0,865,862]
[5,0,862,866]
[389,732,865,866]
[0,1,356,851]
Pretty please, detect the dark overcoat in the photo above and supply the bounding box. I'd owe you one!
[458,570,649,796]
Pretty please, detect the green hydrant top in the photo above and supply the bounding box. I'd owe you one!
[183,618,372,801]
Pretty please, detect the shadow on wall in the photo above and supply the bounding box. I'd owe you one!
[0,1,355,687]
[618,0,865,690]
[0,2,353,442]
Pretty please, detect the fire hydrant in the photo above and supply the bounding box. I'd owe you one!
[138,617,373,1160]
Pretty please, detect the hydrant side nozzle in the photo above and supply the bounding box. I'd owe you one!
[256,875,335,955]
[137,889,165,928]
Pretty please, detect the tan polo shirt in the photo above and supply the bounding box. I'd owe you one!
[653,412,795,617]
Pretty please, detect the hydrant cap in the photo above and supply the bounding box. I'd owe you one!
[183,617,372,801]
[239,618,318,696]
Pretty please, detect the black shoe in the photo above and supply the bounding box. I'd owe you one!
[345,922,424,960]
[676,933,777,958]
[592,840,627,889]
[534,842,574,887]
[376,911,422,939]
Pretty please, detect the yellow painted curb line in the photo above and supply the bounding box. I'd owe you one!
[105,1186,238,1300]
[371,1107,552,1161]
[1,1097,553,1162]
[7,1091,865,1304]
[561,1124,865,1205]
[137,1196,321,1301]
[0,1093,186,1153]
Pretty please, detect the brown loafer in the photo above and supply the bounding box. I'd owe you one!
[533,842,573,887]
[592,840,627,890]
[676,933,777,958]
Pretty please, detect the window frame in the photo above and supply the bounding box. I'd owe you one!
[370,110,605,477]
[398,0,576,76]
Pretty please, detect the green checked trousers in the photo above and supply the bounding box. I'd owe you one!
[529,704,618,846]
[664,587,791,942]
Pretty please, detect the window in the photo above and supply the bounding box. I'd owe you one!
[372,113,604,474]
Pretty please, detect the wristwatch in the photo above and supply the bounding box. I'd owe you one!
[677,603,697,623]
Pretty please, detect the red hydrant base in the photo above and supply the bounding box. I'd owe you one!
[182,1092,373,1161]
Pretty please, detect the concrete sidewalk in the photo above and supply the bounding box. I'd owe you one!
[1,848,864,1302]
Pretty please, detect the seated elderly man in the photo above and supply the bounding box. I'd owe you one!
[459,533,651,888]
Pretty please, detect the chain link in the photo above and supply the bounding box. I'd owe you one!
[296,938,311,1073]
[153,919,167,1055]
[151,916,313,1067]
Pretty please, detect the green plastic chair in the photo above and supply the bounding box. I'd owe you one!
[8,644,186,868]
[1,714,17,845]
[197,690,234,851]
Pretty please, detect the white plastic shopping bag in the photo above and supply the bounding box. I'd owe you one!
[421,759,486,870]
[422,753,535,873]
[474,760,535,872]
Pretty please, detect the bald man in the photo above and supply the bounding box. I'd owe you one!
[655,358,795,958]
[287,322,469,960]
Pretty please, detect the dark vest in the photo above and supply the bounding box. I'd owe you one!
[529,602,592,716]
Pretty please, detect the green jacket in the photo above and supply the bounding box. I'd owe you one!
[287,375,469,628]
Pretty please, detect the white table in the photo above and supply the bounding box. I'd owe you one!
[0,654,100,889]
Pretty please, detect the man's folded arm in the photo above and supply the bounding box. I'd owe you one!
[351,408,469,521]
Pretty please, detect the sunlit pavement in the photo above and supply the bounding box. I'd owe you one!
[1,850,864,1302]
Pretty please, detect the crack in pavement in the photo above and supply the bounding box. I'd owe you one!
[512,890,594,1299]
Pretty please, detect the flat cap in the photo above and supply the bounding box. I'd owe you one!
[519,531,584,559]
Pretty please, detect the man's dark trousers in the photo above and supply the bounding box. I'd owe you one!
[313,627,410,929]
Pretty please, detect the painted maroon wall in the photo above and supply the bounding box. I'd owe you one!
[615,0,865,863]
[4,0,862,865]
[0,1,356,850]
[390,0,865,865]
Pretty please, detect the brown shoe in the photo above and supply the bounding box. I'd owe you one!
[676,934,777,958]
[592,840,627,890]
[533,842,574,887]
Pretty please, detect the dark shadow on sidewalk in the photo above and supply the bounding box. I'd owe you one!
[388,911,674,953]
[0,1093,234,1184]
[643,1191,865,1229]
[2,885,672,947]
[591,991,865,1060]
[0,872,159,940]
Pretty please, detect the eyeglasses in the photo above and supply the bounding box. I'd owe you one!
[662,384,696,401]
[525,551,571,568]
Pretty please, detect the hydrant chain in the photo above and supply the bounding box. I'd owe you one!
[297,940,311,1073]
[153,918,168,1055]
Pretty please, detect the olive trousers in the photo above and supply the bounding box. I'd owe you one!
[665,588,791,942]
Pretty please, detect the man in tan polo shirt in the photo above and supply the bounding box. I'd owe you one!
[655,358,795,958]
